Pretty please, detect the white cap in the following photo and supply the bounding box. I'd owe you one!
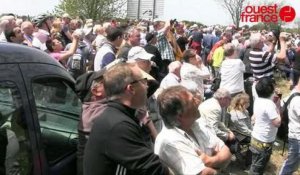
[62,13,71,19]
[127,46,154,62]
[190,24,198,30]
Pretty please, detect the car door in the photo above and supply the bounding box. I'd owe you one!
[0,63,40,175]
[19,63,81,175]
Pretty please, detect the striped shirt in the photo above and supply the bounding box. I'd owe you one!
[249,49,277,79]
[115,164,127,175]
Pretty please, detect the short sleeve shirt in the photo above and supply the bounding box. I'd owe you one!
[252,97,279,142]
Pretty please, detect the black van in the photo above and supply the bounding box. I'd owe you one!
[0,43,81,175]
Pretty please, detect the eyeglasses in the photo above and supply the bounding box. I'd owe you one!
[130,78,148,85]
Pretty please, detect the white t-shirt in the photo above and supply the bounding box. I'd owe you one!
[220,58,245,94]
[180,63,210,98]
[160,73,180,89]
[252,97,279,143]
[287,91,300,139]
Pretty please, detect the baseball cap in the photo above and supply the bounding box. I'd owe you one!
[127,46,154,62]
[62,13,71,19]
[190,24,198,30]
[75,69,106,102]
[145,32,157,43]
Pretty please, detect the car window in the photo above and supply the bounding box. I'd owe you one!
[32,79,81,164]
[0,81,31,175]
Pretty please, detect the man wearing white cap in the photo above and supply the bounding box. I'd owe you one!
[127,46,154,73]
[127,46,161,139]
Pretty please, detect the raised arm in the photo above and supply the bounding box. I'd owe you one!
[58,33,79,61]
[276,32,288,61]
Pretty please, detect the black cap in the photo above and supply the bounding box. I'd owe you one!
[75,69,106,102]
[145,32,156,43]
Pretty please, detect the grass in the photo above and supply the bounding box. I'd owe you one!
[267,77,300,175]
[228,77,300,175]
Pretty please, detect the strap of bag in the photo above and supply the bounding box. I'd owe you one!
[0,128,8,172]
[285,92,300,107]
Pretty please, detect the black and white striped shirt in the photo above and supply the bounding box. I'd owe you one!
[249,49,277,79]
[115,164,127,175]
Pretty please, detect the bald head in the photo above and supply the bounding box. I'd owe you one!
[21,21,34,35]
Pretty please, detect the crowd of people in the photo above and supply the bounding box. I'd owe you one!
[1,12,300,175]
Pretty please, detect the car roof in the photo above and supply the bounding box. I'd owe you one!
[0,43,63,67]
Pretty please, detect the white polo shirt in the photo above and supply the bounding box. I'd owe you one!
[155,122,224,174]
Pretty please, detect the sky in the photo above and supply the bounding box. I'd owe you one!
[0,0,300,26]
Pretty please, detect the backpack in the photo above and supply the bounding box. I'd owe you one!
[68,53,83,71]
[67,43,90,78]
[277,92,300,140]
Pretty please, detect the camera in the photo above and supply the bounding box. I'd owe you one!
[271,28,281,50]
[271,29,280,40]
[170,19,177,26]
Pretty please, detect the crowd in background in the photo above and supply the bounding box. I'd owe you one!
[1,12,300,175]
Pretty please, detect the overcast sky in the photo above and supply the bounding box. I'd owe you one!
[0,0,299,26]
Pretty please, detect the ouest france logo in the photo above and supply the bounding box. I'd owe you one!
[240,4,296,23]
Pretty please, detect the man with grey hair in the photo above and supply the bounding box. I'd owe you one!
[160,61,182,89]
[118,27,141,60]
[198,88,235,143]
[84,63,170,175]
[21,21,34,46]
[249,32,287,80]
[220,43,245,96]
[155,86,231,175]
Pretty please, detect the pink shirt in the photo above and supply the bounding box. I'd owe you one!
[50,52,62,61]
[49,52,68,68]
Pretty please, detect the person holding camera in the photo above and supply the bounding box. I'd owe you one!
[153,19,175,63]
[248,31,288,80]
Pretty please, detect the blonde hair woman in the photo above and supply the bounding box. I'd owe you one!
[228,93,252,138]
